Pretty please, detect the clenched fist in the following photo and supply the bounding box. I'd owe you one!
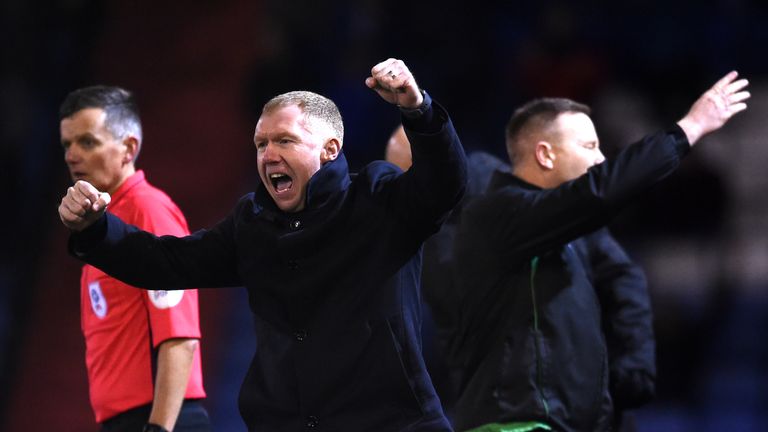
[365,58,424,109]
[59,180,111,232]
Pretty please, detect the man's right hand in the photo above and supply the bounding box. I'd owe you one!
[677,71,750,146]
[58,180,111,232]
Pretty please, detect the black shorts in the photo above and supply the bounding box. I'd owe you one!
[101,399,210,432]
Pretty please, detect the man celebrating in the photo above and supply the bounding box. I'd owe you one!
[59,59,467,431]
[449,72,749,432]
[59,86,208,431]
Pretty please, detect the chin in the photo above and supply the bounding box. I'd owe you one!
[273,199,297,213]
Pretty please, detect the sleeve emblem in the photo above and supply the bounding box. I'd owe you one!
[148,290,184,309]
[88,281,108,319]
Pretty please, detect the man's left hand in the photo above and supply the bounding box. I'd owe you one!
[365,58,423,109]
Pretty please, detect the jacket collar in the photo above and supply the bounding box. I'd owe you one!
[253,151,351,215]
[488,169,541,192]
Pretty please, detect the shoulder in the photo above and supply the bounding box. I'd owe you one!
[457,184,535,235]
[115,182,182,219]
[113,183,193,235]
[234,192,257,211]
[129,182,178,207]
[351,160,402,194]
[228,192,262,222]
[470,182,529,209]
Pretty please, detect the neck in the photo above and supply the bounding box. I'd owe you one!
[512,164,552,189]
[108,165,136,195]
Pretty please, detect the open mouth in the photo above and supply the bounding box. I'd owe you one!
[269,173,293,193]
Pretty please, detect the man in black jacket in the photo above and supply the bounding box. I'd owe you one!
[58,58,467,431]
[449,72,749,432]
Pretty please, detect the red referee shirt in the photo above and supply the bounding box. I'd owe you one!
[80,170,206,422]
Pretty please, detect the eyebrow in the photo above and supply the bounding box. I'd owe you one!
[578,139,599,146]
[254,131,301,143]
[61,132,98,145]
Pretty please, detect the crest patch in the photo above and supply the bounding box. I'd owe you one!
[88,281,108,319]
[148,290,184,309]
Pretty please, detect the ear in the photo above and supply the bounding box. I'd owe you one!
[122,136,140,165]
[320,138,341,163]
[534,141,555,170]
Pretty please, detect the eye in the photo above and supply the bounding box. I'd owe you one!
[279,138,293,145]
[255,140,266,150]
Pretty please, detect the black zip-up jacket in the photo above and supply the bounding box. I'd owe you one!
[69,95,468,431]
[571,227,657,429]
[448,126,689,431]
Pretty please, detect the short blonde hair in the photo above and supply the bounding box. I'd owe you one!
[263,91,344,144]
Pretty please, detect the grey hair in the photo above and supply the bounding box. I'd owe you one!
[59,85,144,160]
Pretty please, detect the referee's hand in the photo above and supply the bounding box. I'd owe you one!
[59,180,111,232]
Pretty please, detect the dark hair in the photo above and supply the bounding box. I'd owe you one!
[263,91,344,144]
[59,85,143,158]
[505,97,591,165]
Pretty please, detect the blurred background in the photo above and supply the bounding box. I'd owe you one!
[2,0,768,430]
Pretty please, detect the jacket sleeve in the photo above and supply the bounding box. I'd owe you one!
[588,228,656,409]
[482,125,690,262]
[68,200,244,290]
[384,93,468,233]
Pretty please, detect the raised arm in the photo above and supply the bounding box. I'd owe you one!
[480,71,750,261]
[365,58,467,230]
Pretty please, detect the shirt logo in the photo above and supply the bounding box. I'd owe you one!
[148,290,184,309]
[88,282,108,319]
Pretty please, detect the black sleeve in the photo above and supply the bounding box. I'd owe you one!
[589,228,656,409]
[480,125,689,262]
[384,94,468,232]
[69,201,244,290]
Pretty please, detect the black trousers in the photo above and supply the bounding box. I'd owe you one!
[101,400,210,432]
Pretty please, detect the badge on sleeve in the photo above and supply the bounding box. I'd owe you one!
[148,290,184,309]
[88,281,108,319]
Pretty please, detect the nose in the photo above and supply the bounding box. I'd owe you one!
[64,145,80,165]
[260,142,281,163]
[595,149,606,165]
